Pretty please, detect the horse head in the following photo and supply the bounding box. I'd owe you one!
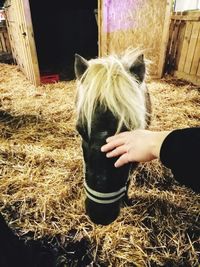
[74,50,151,225]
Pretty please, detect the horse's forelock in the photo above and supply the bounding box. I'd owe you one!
[76,52,147,136]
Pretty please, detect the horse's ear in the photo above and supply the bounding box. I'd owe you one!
[74,54,89,79]
[129,54,145,83]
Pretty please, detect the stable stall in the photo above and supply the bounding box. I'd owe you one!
[165,10,200,85]
[4,0,172,86]
[4,0,98,85]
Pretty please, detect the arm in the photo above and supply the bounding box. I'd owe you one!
[159,128,200,192]
[101,128,200,193]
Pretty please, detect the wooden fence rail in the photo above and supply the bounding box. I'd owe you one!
[165,11,200,85]
[0,22,11,53]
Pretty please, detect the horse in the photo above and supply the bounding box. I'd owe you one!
[74,49,151,225]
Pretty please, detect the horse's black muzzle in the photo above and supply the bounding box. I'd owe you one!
[85,198,121,225]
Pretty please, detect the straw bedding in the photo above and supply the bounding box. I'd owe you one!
[0,63,199,266]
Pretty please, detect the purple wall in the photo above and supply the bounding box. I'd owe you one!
[103,0,144,32]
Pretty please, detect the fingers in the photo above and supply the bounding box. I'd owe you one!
[114,153,130,168]
[100,131,131,168]
[106,132,128,142]
[101,138,125,152]
[106,145,128,158]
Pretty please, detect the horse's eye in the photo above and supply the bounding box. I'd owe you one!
[90,131,109,146]
[76,123,89,142]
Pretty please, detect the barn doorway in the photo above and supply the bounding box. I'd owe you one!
[29,0,98,81]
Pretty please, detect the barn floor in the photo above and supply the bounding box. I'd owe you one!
[0,63,199,267]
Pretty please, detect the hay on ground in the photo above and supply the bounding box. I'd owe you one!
[0,63,199,266]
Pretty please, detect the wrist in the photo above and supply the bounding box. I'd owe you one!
[151,131,171,159]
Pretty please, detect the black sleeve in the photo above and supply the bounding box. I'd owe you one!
[0,213,54,267]
[160,127,200,193]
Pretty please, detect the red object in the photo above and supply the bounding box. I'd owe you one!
[0,10,5,22]
[40,74,59,84]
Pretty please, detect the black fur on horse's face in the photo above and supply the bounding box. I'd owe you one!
[76,106,133,225]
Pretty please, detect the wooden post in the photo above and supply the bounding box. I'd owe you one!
[157,0,173,78]
[190,26,200,75]
[4,0,40,86]
[98,0,102,57]
[184,22,200,74]
[99,0,108,56]
[22,0,40,86]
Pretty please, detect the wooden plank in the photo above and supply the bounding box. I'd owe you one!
[6,0,40,85]
[1,32,7,51]
[21,0,40,86]
[5,0,40,86]
[197,61,200,77]
[0,34,3,51]
[184,22,200,74]
[158,0,174,77]
[168,20,176,53]
[7,26,17,60]
[0,27,11,53]
[171,14,200,21]
[0,32,6,51]
[172,21,181,56]
[98,0,101,57]
[173,11,200,16]
[190,26,200,75]
[3,31,12,52]
[175,21,186,70]
[175,70,200,85]
[169,21,181,72]
[164,19,176,73]
[177,22,193,72]
[13,0,24,69]
[12,0,21,65]
[17,0,32,80]
[21,0,36,82]
[6,0,17,61]
[100,0,109,56]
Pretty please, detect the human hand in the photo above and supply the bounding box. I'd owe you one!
[101,130,170,167]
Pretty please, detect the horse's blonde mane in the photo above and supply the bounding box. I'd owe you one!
[76,50,147,136]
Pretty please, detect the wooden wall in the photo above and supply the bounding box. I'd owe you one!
[4,0,40,86]
[165,11,200,85]
[99,0,172,77]
[0,22,11,53]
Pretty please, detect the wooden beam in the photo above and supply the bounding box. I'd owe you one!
[4,0,40,86]
[175,21,186,70]
[22,0,40,86]
[190,26,200,75]
[197,62,200,77]
[177,22,193,72]
[174,70,200,85]
[98,0,102,57]
[171,12,200,21]
[184,22,200,74]
[157,0,173,78]
[0,32,6,52]
[99,0,108,56]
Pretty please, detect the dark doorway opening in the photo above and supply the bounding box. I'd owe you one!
[30,0,98,81]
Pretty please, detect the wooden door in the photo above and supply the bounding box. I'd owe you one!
[4,0,40,86]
